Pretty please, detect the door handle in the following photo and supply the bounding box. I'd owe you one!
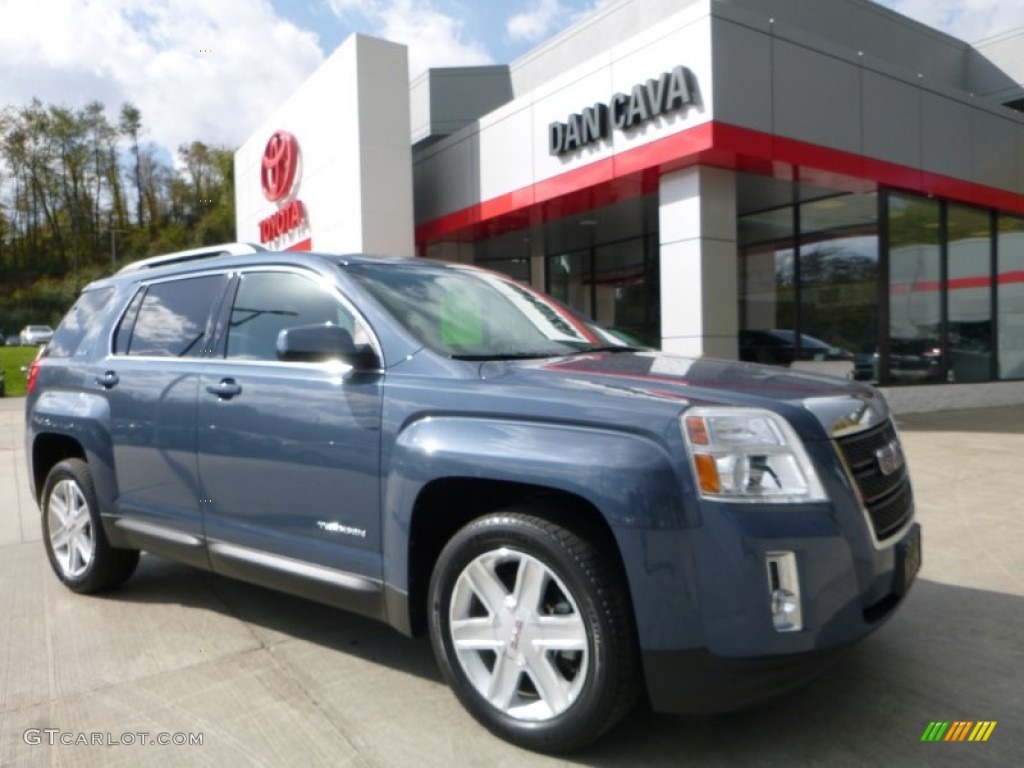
[96,371,119,389]
[206,379,242,399]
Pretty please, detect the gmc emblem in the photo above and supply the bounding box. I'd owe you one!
[875,439,906,476]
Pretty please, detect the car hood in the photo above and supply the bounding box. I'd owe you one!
[479,351,889,439]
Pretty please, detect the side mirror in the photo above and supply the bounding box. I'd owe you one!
[276,324,378,370]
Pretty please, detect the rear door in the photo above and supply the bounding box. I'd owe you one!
[196,268,385,613]
[100,272,229,567]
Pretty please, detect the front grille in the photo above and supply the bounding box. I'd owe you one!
[836,420,913,541]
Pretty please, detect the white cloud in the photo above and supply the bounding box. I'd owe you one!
[324,0,491,76]
[874,0,1024,42]
[507,0,563,44]
[0,0,323,156]
[324,0,375,15]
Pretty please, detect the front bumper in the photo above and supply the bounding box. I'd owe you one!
[643,645,850,714]
[617,499,920,714]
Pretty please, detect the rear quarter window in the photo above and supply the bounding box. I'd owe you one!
[47,287,116,358]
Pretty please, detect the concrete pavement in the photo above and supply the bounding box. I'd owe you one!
[1,395,1022,766]
[0,397,36,550]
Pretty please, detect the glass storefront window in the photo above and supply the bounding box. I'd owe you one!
[887,193,943,384]
[946,204,993,382]
[739,188,877,377]
[739,193,797,365]
[593,238,648,340]
[739,245,797,364]
[547,236,658,347]
[998,216,1024,380]
[799,194,878,375]
[547,249,592,319]
[481,257,530,283]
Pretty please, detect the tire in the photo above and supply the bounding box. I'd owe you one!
[428,509,640,753]
[41,458,139,593]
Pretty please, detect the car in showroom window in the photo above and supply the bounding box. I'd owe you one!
[24,244,920,753]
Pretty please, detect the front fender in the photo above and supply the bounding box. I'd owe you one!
[382,416,692,593]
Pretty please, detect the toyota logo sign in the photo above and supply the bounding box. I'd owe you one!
[261,131,299,202]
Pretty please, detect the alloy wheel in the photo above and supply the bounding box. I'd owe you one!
[47,478,95,579]
[448,547,589,722]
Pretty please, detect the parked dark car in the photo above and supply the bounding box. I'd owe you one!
[739,329,854,367]
[852,339,944,383]
[25,245,920,752]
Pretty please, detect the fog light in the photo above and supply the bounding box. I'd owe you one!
[766,552,803,632]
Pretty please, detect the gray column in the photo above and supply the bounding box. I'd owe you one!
[658,166,738,359]
[529,231,546,289]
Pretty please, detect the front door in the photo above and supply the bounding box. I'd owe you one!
[196,269,384,612]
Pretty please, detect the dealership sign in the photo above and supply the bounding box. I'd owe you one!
[258,130,307,243]
[548,65,697,155]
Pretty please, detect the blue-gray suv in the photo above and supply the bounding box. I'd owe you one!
[26,244,921,752]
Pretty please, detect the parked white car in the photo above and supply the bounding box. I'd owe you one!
[19,325,54,345]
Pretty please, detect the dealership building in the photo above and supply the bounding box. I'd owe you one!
[235,0,1024,412]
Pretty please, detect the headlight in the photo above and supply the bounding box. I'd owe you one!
[681,407,826,503]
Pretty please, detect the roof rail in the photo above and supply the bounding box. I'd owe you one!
[116,242,269,275]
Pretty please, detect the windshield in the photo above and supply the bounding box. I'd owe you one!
[347,263,631,359]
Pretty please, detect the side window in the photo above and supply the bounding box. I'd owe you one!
[122,275,227,357]
[48,287,115,358]
[226,271,359,361]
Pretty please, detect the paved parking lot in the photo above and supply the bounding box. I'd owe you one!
[1,396,1021,766]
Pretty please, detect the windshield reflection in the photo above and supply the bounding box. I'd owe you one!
[348,263,631,360]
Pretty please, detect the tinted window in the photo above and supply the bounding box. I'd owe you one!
[48,287,115,358]
[125,275,226,357]
[226,271,358,361]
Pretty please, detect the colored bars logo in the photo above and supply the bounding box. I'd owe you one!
[921,721,997,742]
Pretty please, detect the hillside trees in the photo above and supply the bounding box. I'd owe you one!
[0,99,236,330]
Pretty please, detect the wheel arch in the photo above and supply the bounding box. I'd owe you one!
[399,478,628,637]
[27,391,115,508]
[382,416,689,638]
[31,433,86,502]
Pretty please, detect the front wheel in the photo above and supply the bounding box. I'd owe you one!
[428,510,640,753]
[41,458,139,593]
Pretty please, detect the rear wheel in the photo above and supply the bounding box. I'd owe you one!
[41,459,139,593]
[428,510,640,752]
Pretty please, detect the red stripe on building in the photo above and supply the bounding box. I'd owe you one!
[415,120,1024,245]
[286,238,312,252]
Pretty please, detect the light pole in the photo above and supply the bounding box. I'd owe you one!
[108,228,128,270]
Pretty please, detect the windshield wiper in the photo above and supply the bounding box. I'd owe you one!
[571,345,640,354]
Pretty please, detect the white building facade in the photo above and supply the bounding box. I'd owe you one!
[236,0,1024,412]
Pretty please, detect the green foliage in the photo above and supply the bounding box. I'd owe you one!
[0,98,236,329]
[0,345,39,398]
[0,266,107,330]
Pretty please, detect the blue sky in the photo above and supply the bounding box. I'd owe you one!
[270,0,609,67]
[1,0,1022,160]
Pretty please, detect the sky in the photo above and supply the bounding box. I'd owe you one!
[1,0,1023,162]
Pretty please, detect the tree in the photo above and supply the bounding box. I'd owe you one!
[119,102,143,228]
[0,97,238,330]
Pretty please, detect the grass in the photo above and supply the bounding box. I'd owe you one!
[0,345,42,398]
